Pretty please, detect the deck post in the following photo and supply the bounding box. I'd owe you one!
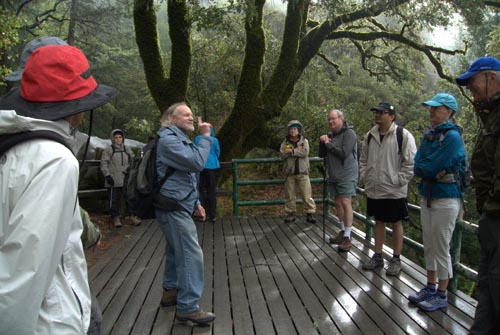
[232,160,239,217]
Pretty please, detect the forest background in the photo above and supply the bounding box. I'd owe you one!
[2,0,500,295]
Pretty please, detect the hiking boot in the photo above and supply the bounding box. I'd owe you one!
[113,217,122,228]
[306,213,317,224]
[416,294,448,312]
[362,254,384,270]
[409,287,436,304]
[386,257,402,276]
[127,215,142,226]
[160,288,178,307]
[176,309,216,324]
[337,236,352,252]
[328,230,345,244]
[284,212,296,223]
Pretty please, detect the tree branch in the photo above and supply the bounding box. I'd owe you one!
[327,30,467,82]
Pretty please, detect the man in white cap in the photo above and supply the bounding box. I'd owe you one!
[0,45,116,334]
[456,56,500,334]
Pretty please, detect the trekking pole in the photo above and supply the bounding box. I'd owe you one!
[318,160,327,241]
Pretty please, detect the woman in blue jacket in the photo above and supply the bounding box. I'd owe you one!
[409,93,467,312]
[194,126,221,222]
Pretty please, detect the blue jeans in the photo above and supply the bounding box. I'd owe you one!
[156,209,204,313]
[470,213,500,334]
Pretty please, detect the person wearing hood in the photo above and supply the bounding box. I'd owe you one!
[456,57,500,334]
[319,109,359,252]
[0,45,117,334]
[100,128,141,227]
[194,126,220,222]
[280,120,317,224]
[409,93,466,312]
[360,102,416,276]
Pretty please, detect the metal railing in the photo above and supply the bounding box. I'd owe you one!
[231,157,478,292]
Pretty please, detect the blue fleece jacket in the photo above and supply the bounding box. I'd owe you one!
[194,127,220,169]
[414,121,466,199]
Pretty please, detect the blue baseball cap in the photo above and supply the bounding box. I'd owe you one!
[455,56,500,86]
[423,93,459,115]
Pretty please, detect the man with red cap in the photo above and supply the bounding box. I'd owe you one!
[0,45,116,334]
[456,56,500,334]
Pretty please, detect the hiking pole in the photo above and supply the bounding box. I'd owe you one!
[318,160,327,242]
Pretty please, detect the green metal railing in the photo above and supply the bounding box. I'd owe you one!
[232,157,478,292]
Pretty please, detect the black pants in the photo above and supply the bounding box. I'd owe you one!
[108,186,134,218]
[198,169,217,219]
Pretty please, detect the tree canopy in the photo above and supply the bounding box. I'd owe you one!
[132,0,499,160]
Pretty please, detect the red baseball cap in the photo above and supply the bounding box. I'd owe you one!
[0,45,117,120]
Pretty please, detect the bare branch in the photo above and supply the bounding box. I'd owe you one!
[316,52,342,75]
[326,30,467,82]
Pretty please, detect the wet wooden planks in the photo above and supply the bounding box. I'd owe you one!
[88,215,476,334]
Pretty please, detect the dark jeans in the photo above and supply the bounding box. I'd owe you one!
[199,169,217,219]
[108,186,133,218]
[87,288,102,335]
[470,213,500,334]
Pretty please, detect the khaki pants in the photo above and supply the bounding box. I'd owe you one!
[284,174,316,214]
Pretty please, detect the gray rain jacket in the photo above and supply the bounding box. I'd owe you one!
[100,128,134,187]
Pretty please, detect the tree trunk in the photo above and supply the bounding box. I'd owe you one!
[133,0,191,112]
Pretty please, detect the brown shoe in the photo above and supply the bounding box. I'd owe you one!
[160,288,178,307]
[127,215,142,226]
[338,236,352,252]
[328,230,345,244]
[113,217,122,228]
[176,309,215,324]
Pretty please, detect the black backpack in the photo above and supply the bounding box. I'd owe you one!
[0,130,72,156]
[366,125,404,155]
[124,136,175,219]
[438,128,472,193]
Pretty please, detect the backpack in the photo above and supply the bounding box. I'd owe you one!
[439,129,472,193]
[0,130,72,156]
[366,125,404,155]
[124,136,175,219]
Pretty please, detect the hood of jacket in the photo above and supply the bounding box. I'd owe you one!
[329,121,353,136]
[0,109,75,145]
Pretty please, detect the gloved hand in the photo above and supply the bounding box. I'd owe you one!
[106,175,115,186]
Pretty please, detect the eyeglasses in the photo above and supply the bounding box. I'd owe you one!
[373,110,390,115]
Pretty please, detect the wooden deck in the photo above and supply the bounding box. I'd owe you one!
[87,215,477,335]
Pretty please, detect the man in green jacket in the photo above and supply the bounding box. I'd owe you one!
[456,57,500,334]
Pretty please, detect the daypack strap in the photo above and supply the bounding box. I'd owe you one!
[0,130,72,156]
[366,125,404,154]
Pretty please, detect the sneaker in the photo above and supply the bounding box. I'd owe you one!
[160,288,178,307]
[386,258,402,276]
[416,294,448,312]
[338,236,352,252]
[328,230,345,244]
[113,217,122,228]
[409,287,436,304]
[127,215,142,226]
[176,309,216,324]
[208,216,217,223]
[362,254,384,270]
[306,213,317,224]
[284,212,296,223]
